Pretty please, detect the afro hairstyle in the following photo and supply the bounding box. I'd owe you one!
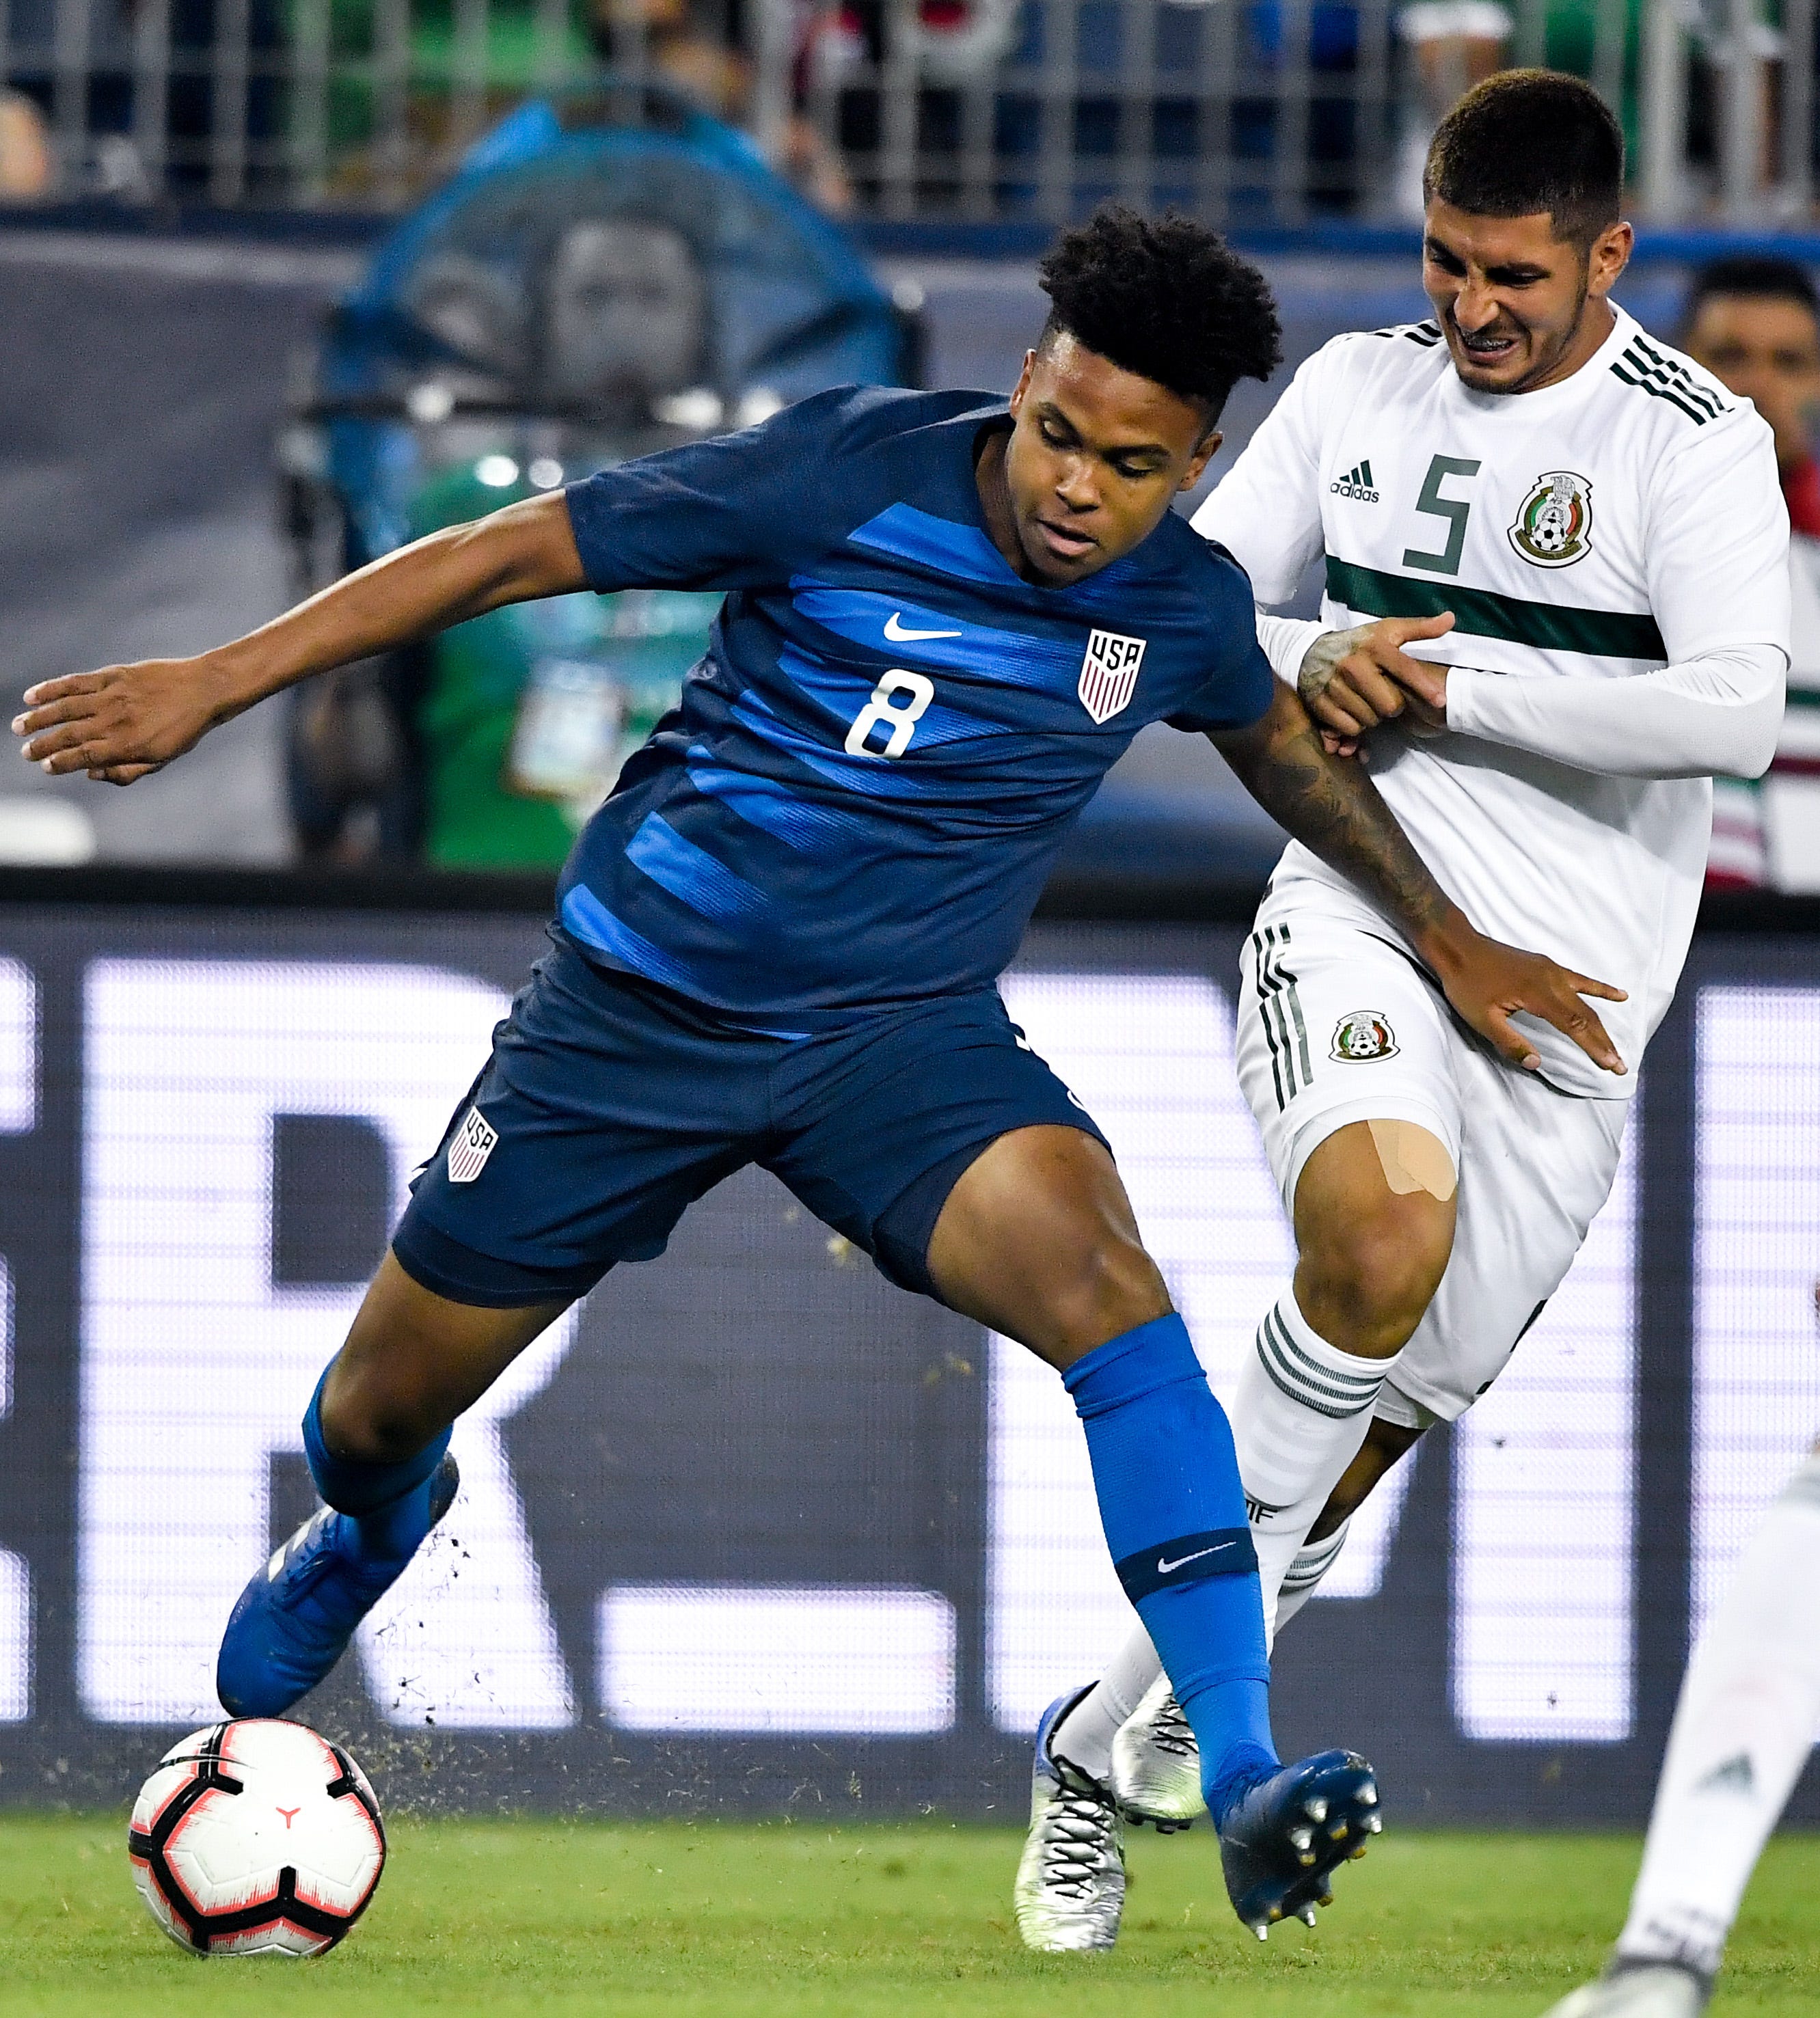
[1035,206,1282,420]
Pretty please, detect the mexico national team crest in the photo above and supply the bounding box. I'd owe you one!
[447,1106,499,1184]
[1508,469,1593,568]
[1331,1010,1399,1062]
[1078,629,1147,724]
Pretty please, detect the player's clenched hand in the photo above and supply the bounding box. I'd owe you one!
[1301,612,1454,756]
[1428,927,1628,1076]
[12,657,238,784]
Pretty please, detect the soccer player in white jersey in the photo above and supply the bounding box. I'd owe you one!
[1541,1302,1820,2018]
[1016,68,1791,1952]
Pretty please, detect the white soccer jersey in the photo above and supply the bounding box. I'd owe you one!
[1193,303,1790,1097]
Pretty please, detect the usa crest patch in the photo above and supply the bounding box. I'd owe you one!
[1078,629,1146,724]
[447,1106,499,1184]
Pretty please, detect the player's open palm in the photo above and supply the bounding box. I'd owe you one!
[1437,931,1628,1077]
[12,657,229,784]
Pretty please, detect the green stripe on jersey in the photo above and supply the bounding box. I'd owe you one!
[1325,558,1667,661]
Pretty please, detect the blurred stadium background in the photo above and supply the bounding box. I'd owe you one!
[0,0,1817,1883]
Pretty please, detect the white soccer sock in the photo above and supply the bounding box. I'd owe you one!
[1273,1518,1352,1633]
[1238,1291,1395,1641]
[1617,1453,1820,1980]
[1048,1624,1164,1783]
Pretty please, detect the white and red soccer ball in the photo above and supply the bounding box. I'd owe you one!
[128,1718,385,1956]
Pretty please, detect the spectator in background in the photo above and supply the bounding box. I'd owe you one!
[591,0,853,211]
[1683,256,1820,892]
[0,89,53,197]
[1394,2,1510,217]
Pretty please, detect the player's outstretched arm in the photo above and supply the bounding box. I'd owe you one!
[1212,682,1628,1076]
[12,492,586,785]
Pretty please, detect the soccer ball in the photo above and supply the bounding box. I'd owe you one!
[128,1718,385,1956]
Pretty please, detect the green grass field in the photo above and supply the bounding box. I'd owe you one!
[3,1815,1819,2018]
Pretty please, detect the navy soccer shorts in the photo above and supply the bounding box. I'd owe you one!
[392,937,1111,1308]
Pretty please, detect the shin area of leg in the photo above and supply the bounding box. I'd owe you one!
[1064,1313,1276,1821]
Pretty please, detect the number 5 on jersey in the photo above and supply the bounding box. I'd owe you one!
[1403,453,1482,576]
[846,669,934,758]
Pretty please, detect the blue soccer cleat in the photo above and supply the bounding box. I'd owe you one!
[1217,1747,1382,1938]
[216,1454,461,1718]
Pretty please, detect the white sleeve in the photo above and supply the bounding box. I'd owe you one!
[1645,401,1791,665]
[1446,405,1791,780]
[1255,612,1327,686]
[1191,346,1335,605]
[1447,643,1787,779]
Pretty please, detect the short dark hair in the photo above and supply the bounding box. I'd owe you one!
[1684,254,1820,333]
[1424,69,1624,247]
[1036,205,1282,419]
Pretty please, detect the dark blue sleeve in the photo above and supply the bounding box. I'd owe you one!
[563,389,858,593]
[1165,558,1277,734]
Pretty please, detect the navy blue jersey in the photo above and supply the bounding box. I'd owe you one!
[558,385,1273,1029]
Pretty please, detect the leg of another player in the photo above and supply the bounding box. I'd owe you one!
[929,1121,1279,1819]
[1085,1416,1426,1833]
[1545,1436,1820,2018]
[1051,1120,1452,1790]
[938,1123,1383,1937]
[1274,1415,1424,1630]
[932,1127,1296,1801]
[1238,1117,1454,1624]
[216,1256,571,1719]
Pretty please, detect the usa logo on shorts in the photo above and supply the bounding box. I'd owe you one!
[447,1106,499,1184]
[1078,629,1147,724]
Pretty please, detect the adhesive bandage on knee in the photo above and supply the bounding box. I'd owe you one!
[1366,1119,1456,1201]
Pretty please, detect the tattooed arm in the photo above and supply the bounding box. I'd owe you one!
[1212,682,1627,1076]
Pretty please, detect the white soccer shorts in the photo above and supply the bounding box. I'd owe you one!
[1232,880,1630,1425]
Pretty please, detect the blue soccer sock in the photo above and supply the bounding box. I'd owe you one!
[303,1372,452,1570]
[1064,1313,1277,1824]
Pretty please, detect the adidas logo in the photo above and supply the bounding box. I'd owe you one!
[1330,458,1380,502]
[1695,1752,1755,1796]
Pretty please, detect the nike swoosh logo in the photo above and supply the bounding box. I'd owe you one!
[884,612,962,642]
[1156,1542,1238,1574]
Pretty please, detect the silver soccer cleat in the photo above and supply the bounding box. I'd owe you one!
[1541,1963,1711,2018]
[1013,1687,1126,1953]
[1110,1671,1206,1829]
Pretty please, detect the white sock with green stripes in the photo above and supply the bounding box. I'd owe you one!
[1237,1294,1396,1646]
[1273,1518,1353,1633]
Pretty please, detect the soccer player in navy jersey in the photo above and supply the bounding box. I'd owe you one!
[14,208,1622,1936]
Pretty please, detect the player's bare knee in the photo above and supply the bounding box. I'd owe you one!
[318,1359,442,1467]
[1044,1231,1171,1359]
[1296,1199,1450,1358]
